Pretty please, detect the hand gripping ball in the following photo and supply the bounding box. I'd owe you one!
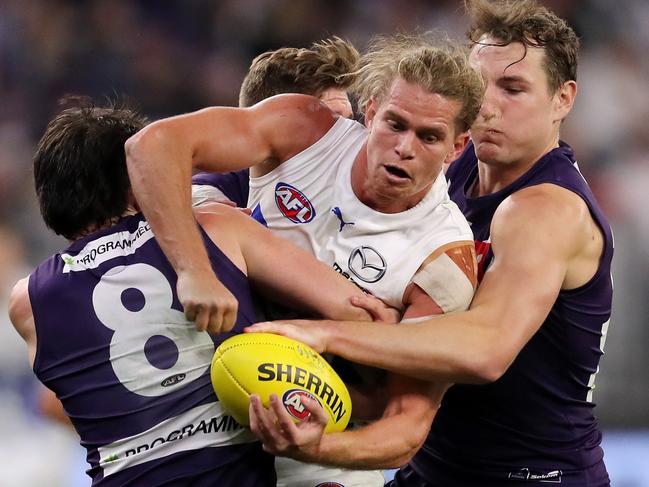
[211,333,351,433]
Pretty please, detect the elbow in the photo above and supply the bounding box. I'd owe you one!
[124,123,160,169]
[384,431,428,468]
[464,351,513,384]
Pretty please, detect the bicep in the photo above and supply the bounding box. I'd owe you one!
[403,242,477,320]
[8,278,37,366]
[471,192,575,353]
[192,95,337,173]
[236,212,370,320]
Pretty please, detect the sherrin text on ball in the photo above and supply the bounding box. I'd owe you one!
[211,333,351,433]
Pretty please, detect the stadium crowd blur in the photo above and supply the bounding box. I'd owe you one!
[1,0,648,485]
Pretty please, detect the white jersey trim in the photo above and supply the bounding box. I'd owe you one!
[98,401,255,477]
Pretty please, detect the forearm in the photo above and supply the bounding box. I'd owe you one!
[304,412,428,469]
[323,309,505,383]
[125,125,210,274]
[240,217,373,322]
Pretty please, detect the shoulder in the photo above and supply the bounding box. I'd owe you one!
[497,183,590,227]
[8,277,34,340]
[253,94,338,129]
[492,183,592,258]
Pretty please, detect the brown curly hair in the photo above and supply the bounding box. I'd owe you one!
[465,0,580,93]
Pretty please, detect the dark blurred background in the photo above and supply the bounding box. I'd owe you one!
[1,1,647,485]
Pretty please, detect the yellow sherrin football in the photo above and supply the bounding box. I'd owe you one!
[211,333,351,433]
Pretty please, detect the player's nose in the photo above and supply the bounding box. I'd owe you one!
[395,131,415,159]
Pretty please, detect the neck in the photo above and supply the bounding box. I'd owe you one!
[474,137,560,196]
[72,207,138,240]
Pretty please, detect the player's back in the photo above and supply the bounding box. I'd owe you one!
[28,213,274,486]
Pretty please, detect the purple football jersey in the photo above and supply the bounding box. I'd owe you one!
[192,169,250,208]
[28,213,274,486]
[409,142,613,484]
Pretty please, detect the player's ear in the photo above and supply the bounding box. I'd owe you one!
[445,131,470,163]
[364,98,378,129]
[553,80,577,123]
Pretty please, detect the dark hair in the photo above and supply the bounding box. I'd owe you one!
[33,97,148,239]
[466,0,579,93]
[239,36,359,107]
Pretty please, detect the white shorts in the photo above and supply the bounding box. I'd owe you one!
[275,457,385,487]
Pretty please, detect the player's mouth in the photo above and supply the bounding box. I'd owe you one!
[382,164,411,181]
[474,127,502,141]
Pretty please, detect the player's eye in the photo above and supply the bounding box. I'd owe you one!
[387,120,404,131]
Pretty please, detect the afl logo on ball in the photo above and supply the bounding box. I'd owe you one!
[282,389,321,421]
[275,182,316,224]
[315,483,345,487]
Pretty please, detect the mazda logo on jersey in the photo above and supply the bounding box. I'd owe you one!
[348,246,387,283]
[275,182,316,223]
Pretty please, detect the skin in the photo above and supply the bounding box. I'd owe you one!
[246,82,475,468]
[8,203,393,370]
[247,39,603,391]
[124,78,475,468]
[318,87,353,119]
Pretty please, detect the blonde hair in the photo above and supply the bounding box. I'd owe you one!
[352,33,484,132]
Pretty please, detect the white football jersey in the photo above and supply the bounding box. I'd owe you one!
[248,116,473,310]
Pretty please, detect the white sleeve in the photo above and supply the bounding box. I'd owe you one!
[191,184,231,207]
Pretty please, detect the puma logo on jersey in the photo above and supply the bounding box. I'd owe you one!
[331,207,355,232]
[275,182,316,224]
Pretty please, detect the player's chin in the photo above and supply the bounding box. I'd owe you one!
[473,142,503,165]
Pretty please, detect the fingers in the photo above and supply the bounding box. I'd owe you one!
[302,396,329,426]
[195,305,211,332]
[249,394,287,454]
[268,394,300,442]
[350,295,400,323]
[244,322,286,334]
[184,301,199,324]
[221,301,238,332]
[177,272,239,334]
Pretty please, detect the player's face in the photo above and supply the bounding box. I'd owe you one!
[361,78,467,212]
[469,37,572,170]
[319,88,353,119]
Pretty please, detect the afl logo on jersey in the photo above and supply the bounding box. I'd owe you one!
[348,245,387,283]
[275,182,316,224]
[315,483,345,487]
[282,389,321,421]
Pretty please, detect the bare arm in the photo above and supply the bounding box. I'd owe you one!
[248,184,597,383]
[249,258,468,467]
[251,374,446,469]
[8,277,36,367]
[194,204,397,323]
[125,96,336,333]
